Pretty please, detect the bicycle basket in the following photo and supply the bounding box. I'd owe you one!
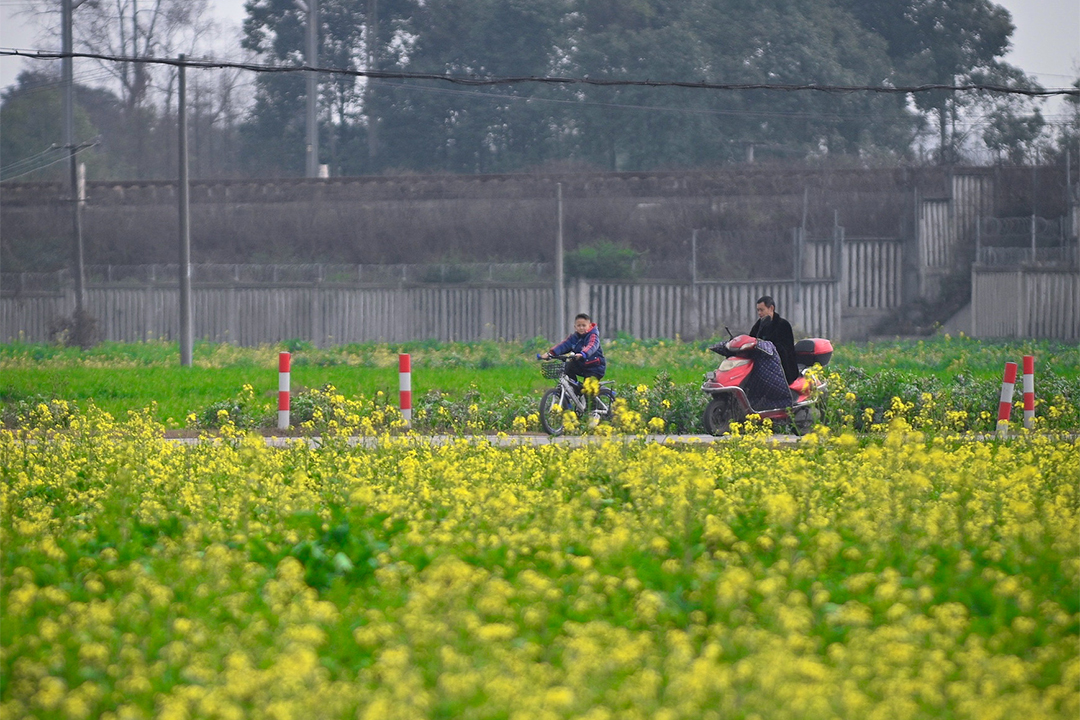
[540,360,566,379]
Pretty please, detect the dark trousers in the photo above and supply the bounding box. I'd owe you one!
[565,358,605,383]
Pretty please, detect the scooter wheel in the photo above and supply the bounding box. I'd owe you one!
[792,406,814,435]
[702,396,743,436]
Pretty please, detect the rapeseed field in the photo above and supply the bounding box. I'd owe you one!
[2,407,1077,719]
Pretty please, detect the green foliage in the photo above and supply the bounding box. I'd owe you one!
[240,0,993,174]
[841,0,1023,163]
[415,386,536,433]
[2,336,1077,434]
[46,309,101,350]
[193,384,271,430]
[614,371,705,434]
[0,71,101,183]
[982,103,1046,165]
[2,419,1076,718]
[275,507,408,591]
[565,240,640,279]
[0,394,77,430]
[283,338,316,354]
[419,264,474,284]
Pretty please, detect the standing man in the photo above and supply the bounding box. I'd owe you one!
[750,296,799,383]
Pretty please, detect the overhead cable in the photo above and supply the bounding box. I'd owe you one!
[2,48,1077,98]
[0,141,96,182]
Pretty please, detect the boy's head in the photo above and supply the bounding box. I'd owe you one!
[574,313,592,334]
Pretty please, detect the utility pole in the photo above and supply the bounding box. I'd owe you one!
[690,229,698,285]
[366,0,379,163]
[62,0,87,341]
[1030,149,1038,263]
[296,0,319,177]
[178,55,193,366]
[555,183,565,337]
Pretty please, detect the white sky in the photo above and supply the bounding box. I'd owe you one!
[0,0,250,90]
[1,0,1077,111]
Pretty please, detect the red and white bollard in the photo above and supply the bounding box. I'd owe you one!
[996,361,1017,439]
[1022,355,1035,431]
[399,353,412,427]
[278,351,291,430]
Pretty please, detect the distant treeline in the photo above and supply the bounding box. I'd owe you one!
[1,0,1070,182]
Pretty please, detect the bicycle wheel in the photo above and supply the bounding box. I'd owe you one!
[587,388,617,422]
[539,388,569,436]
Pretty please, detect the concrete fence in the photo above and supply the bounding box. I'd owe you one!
[10,263,1077,345]
[843,240,904,309]
[573,279,838,340]
[4,279,849,346]
[1,285,559,345]
[1,236,912,345]
[971,268,1080,340]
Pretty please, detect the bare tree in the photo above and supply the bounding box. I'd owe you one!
[29,0,214,109]
[26,0,217,176]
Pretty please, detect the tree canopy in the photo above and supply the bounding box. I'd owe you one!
[7,0,1062,179]
[236,0,1055,175]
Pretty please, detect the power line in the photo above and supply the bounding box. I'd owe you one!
[2,48,1077,97]
[0,139,95,182]
[377,77,1076,125]
[0,143,65,175]
[378,78,869,122]
[1,67,119,94]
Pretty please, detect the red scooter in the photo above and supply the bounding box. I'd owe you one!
[701,332,833,436]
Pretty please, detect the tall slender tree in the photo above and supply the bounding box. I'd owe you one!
[840,0,1018,163]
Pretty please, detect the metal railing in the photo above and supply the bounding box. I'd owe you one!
[1,263,557,291]
[975,215,1077,268]
[976,245,1078,267]
[2,258,737,291]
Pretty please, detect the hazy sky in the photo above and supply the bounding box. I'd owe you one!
[1,0,1077,111]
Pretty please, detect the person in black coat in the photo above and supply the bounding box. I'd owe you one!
[749,296,800,384]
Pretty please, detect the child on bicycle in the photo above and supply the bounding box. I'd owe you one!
[540,313,606,385]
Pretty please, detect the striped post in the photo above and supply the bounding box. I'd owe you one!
[278,351,291,430]
[996,361,1017,439]
[399,353,412,427]
[1022,355,1035,430]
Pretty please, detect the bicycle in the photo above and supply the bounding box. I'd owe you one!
[536,354,616,436]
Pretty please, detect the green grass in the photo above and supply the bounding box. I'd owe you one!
[0,364,702,427]
[830,336,1080,382]
[2,336,1077,431]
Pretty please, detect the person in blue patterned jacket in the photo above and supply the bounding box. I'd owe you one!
[540,313,606,384]
[708,336,791,411]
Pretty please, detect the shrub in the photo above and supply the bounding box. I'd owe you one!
[565,239,640,279]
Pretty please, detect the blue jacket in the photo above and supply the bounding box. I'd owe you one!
[550,323,606,371]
